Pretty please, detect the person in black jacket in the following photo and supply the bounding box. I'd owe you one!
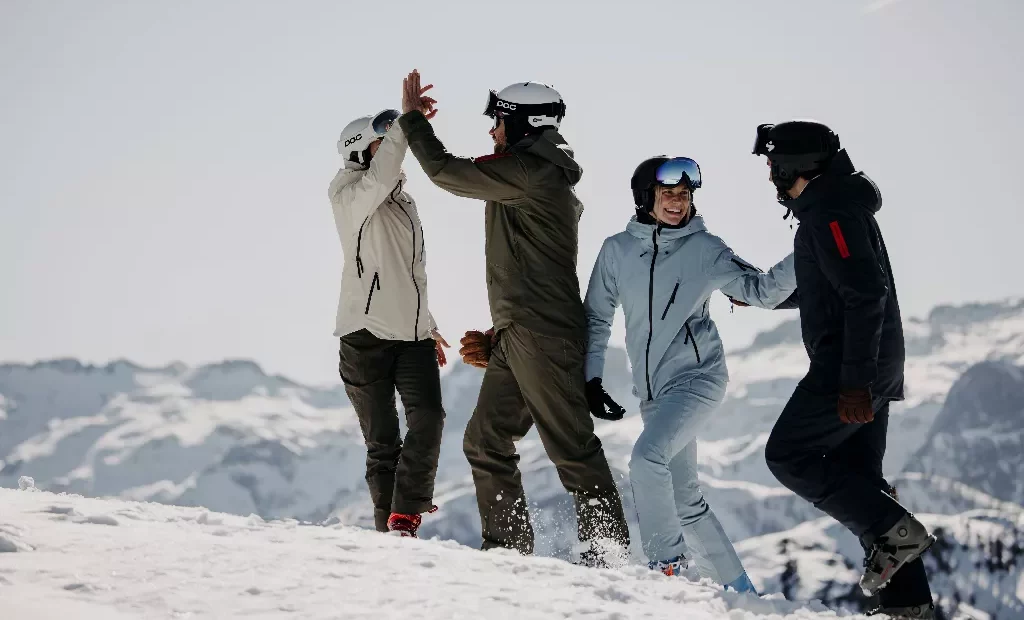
[753,121,936,619]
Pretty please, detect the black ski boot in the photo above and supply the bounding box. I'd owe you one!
[861,513,936,595]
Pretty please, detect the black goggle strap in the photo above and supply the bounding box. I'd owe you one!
[484,91,565,120]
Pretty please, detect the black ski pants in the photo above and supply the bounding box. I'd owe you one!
[462,323,629,555]
[339,329,445,532]
[766,386,932,606]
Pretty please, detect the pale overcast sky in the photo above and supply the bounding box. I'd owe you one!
[2,0,1022,385]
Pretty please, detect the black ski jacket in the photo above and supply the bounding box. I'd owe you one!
[788,149,905,400]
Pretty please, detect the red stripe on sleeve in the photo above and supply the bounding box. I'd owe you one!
[829,221,851,258]
[473,153,511,163]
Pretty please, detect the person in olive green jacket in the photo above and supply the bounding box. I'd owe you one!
[397,70,630,563]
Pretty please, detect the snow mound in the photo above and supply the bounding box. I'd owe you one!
[0,488,868,619]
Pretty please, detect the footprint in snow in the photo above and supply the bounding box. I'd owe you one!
[0,535,33,553]
[196,511,224,526]
[73,514,119,526]
[65,582,99,593]
[45,505,81,518]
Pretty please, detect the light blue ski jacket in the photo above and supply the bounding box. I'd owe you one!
[584,214,797,401]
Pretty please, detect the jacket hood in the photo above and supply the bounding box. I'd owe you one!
[788,149,882,219]
[516,130,582,186]
[625,213,707,246]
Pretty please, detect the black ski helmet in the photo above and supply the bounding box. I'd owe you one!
[752,121,840,200]
[631,156,701,211]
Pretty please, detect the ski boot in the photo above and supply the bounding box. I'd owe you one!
[868,603,935,619]
[648,555,687,576]
[861,513,936,595]
[387,513,422,537]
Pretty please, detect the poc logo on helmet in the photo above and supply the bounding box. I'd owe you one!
[497,100,517,110]
[344,133,363,147]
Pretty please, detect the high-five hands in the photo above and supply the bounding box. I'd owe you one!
[402,70,438,120]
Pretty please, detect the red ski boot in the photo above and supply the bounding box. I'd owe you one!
[387,506,436,538]
[387,513,422,537]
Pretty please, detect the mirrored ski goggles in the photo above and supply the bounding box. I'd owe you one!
[371,109,401,136]
[483,90,509,118]
[655,157,702,190]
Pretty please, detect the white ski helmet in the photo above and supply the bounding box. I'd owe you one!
[337,108,401,168]
[483,82,566,143]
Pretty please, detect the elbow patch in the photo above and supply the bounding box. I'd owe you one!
[829,221,851,259]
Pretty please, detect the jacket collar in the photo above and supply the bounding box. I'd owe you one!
[786,149,855,218]
[626,213,707,247]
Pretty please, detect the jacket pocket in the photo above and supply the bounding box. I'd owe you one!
[683,321,701,363]
[660,282,680,321]
[364,272,380,315]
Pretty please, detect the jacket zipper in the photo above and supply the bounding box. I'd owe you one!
[355,216,370,278]
[660,282,679,321]
[645,225,661,401]
[683,322,701,363]
[396,204,422,341]
[364,272,380,314]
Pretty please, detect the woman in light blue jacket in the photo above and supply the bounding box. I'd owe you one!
[583,156,797,592]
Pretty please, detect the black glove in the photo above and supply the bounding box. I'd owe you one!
[585,378,626,421]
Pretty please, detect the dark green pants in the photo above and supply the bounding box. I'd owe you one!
[339,329,446,531]
[462,323,629,554]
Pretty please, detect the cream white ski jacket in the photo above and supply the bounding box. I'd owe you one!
[329,122,436,341]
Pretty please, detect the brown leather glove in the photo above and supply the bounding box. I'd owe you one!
[838,387,874,424]
[459,329,494,368]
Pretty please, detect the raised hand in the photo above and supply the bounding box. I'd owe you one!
[402,69,438,120]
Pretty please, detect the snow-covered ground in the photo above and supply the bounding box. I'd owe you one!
[1,486,861,620]
[2,298,1023,618]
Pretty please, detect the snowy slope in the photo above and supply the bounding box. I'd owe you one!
[0,486,859,620]
[1,299,1023,618]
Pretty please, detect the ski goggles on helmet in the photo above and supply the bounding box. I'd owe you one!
[752,124,775,156]
[371,109,401,136]
[655,157,702,190]
[483,90,566,126]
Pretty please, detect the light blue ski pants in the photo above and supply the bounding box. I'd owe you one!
[629,374,747,586]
